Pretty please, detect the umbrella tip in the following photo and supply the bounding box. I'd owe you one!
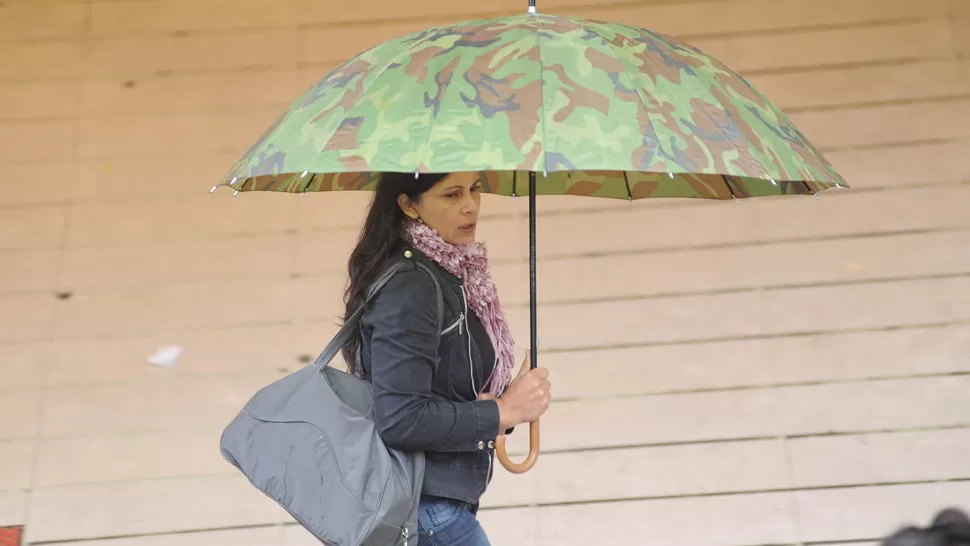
[527,5,536,13]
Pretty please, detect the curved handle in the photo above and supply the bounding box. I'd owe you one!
[494,419,540,474]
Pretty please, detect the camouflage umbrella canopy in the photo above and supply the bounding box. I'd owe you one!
[213,6,848,474]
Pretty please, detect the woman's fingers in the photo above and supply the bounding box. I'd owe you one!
[517,350,532,377]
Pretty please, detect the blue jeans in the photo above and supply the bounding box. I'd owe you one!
[416,495,491,546]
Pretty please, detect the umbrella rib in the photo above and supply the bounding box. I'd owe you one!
[512,170,518,197]
[312,32,442,172]
[722,174,739,201]
[645,31,754,182]
[587,20,760,189]
[623,171,633,200]
[531,12,549,175]
[584,20,676,198]
[412,31,466,173]
[581,20,669,178]
[302,173,316,192]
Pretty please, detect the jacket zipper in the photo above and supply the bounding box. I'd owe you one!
[459,284,474,394]
[441,313,464,336]
[485,353,497,486]
[460,283,494,489]
[486,440,493,485]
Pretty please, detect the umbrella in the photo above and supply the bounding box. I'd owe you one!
[212,0,848,474]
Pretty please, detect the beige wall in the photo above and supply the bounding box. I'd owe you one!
[952,0,970,57]
[1,0,969,544]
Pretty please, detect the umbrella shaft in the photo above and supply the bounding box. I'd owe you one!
[529,171,538,371]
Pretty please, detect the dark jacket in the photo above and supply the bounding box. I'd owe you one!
[358,247,504,505]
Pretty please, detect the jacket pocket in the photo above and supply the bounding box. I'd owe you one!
[440,313,464,336]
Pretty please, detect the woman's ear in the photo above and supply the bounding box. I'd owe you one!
[397,194,420,221]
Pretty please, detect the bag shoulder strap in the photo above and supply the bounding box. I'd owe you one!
[313,255,443,371]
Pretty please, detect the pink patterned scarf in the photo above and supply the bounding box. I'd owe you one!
[404,220,515,396]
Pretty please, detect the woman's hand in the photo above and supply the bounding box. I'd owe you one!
[482,350,550,432]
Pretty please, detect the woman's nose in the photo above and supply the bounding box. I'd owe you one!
[462,195,478,214]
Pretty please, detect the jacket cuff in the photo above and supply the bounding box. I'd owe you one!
[473,399,502,442]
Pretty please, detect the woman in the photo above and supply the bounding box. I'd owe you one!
[341,171,552,545]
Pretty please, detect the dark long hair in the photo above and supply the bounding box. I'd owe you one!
[340,171,449,372]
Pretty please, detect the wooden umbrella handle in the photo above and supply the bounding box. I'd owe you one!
[494,419,540,474]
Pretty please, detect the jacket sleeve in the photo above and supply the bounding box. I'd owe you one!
[363,266,502,452]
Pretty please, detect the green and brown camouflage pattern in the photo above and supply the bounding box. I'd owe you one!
[216,13,848,200]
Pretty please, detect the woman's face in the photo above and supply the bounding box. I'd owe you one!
[398,171,483,245]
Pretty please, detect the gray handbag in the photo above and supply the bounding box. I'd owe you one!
[220,257,443,546]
